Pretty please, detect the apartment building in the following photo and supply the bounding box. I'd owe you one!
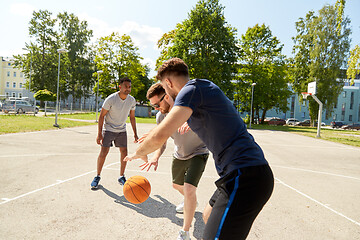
[0,56,30,100]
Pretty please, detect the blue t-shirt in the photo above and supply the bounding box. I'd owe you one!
[174,79,268,177]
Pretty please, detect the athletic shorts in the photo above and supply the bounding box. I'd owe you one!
[203,164,274,240]
[102,131,127,148]
[172,153,209,187]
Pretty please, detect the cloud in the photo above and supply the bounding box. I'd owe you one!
[79,13,163,51]
[9,3,36,18]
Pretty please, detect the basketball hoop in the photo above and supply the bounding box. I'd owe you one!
[301,92,312,100]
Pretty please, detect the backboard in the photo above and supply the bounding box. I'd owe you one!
[308,81,317,95]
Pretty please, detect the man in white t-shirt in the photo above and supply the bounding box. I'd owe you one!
[91,77,138,189]
[141,83,208,240]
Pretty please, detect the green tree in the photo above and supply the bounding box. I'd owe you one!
[13,10,59,99]
[292,4,351,122]
[156,0,239,96]
[347,45,360,82]
[94,32,148,101]
[57,11,94,108]
[237,24,291,123]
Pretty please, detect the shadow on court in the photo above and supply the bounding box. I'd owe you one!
[97,185,206,239]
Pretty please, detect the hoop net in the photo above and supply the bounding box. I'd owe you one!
[301,92,312,99]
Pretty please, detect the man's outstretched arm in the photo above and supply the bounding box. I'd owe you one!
[125,106,193,161]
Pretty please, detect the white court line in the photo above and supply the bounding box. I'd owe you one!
[272,165,360,181]
[276,177,360,227]
[0,162,119,206]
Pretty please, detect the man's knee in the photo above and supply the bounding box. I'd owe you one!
[184,183,197,196]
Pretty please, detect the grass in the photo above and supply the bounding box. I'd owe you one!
[0,113,156,135]
[250,124,360,148]
[1,114,359,148]
[0,115,96,135]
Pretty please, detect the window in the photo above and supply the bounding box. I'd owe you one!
[13,72,16,77]
[350,92,354,110]
[8,63,11,66]
[333,114,337,120]
[20,72,23,77]
[302,112,305,118]
[341,103,346,121]
[343,91,346,98]
[5,92,10,98]
[13,82,16,88]
[19,83,23,88]
[7,71,10,77]
[12,92,16,98]
[18,93,22,99]
[6,82,10,88]
[349,115,352,121]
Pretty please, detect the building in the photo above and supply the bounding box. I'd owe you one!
[241,78,360,125]
[0,56,32,101]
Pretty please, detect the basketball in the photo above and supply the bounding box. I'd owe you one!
[123,175,151,204]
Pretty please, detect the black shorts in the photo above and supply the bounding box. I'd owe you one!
[203,164,274,240]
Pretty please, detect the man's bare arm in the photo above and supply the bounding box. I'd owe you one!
[129,109,138,142]
[125,106,193,161]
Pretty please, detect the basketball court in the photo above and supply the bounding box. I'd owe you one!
[0,124,359,239]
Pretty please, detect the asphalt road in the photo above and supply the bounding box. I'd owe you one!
[0,124,359,239]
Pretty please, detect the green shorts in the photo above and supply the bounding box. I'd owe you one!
[172,154,209,187]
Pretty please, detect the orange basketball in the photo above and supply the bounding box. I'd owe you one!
[123,176,151,204]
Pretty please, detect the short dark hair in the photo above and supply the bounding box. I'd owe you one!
[119,77,132,85]
[156,58,189,81]
[146,83,165,99]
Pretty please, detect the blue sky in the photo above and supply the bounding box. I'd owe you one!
[1,0,359,77]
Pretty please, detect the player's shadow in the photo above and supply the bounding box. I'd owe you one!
[98,185,206,239]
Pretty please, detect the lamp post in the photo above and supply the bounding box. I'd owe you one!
[95,70,103,122]
[22,48,35,115]
[54,48,68,127]
[249,83,256,129]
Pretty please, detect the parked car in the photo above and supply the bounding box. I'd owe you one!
[341,123,360,130]
[330,121,344,129]
[2,100,39,114]
[296,119,311,126]
[286,118,300,126]
[268,118,286,126]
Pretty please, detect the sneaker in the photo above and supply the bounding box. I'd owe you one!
[176,201,199,214]
[118,176,126,185]
[177,229,190,240]
[91,176,101,189]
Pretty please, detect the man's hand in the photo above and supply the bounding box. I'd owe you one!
[96,134,103,145]
[139,156,159,171]
[134,134,139,143]
[178,122,190,135]
[138,133,149,144]
[124,153,148,162]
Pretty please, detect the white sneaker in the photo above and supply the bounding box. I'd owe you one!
[177,229,190,240]
[176,202,184,213]
[176,201,199,214]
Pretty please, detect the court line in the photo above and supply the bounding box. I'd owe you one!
[272,165,360,181]
[0,162,119,206]
[276,177,360,226]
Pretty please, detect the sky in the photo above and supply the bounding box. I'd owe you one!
[0,0,359,77]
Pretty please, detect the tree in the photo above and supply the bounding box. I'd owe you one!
[94,32,149,101]
[13,10,59,101]
[237,24,291,123]
[347,45,360,82]
[156,0,239,97]
[292,4,351,122]
[57,12,94,107]
[34,89,56,116]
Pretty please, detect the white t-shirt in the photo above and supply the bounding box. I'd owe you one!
[156,112,208,160]
[102,92,136,133]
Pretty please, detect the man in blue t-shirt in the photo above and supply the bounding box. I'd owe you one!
[125,58,274,240]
